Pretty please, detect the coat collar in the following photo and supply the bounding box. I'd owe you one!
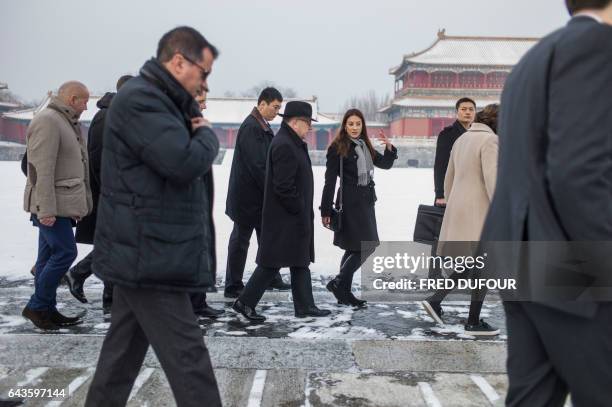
[140,58,201,121]
[453,120,469,134]
[469,122,495,134]
[281,121,307,148]
[250,107,272,133]
[47,96,80,127]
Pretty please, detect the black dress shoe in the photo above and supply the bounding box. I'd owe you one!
[223,287,243,298]
[22,306,59,331]
[195,303,225,319]
[49,310,83,326]
[295,306,332,318]
[232,300,266,322]
[267,275,291,291]
[326,278,351,306]
[63,270,88,303]
[347,292,367,307]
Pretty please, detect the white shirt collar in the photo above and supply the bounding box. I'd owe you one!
[574,11,604,23]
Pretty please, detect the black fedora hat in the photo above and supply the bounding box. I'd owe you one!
[278,101,318,122]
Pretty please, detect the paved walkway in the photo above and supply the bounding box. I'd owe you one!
[0,281,520,406]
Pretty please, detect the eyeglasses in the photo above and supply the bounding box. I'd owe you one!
[180,54,210,81]
[297,118,312,128]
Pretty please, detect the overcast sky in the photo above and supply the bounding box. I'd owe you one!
[1,0,569,111]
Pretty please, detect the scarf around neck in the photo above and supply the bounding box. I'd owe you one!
[351,138,374,186]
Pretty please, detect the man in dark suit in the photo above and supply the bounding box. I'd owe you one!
[480,1,612,405]
[433,97,475,206]
[232,101,331,321]
[63,74,132,313]
[224,87,290,298]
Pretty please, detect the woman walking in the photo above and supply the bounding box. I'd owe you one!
[320,109,397,307]
[421,104,500,336]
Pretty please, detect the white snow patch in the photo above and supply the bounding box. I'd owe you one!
[216,330,248,336]
[396,310,417,319]
[0,314,26,327]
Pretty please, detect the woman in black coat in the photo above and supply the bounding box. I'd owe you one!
[320,108,397,306]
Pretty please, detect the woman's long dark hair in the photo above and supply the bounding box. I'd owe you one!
[329,108,376,158]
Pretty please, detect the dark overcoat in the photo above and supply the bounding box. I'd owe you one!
[225,108,274,228]
[256,122,314,268]
[92,58,219,292]
[433,120,466,199]
[75,92,114,244]
[481,17,612,318]
[320,142,397,251]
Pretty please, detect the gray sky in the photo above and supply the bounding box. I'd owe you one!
[1,0,569,111]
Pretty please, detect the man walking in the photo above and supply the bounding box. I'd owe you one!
[63,74,133,314]
[233,101,331,321]
[433,97,475,206]
[22,81,92,330]
[190,85,225,319]
[224,87,290,298]
[85,27,222,406]
[481,1,612,405]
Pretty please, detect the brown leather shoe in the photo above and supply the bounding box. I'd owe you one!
[22,306,59,330]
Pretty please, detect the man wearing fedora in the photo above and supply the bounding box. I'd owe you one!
[232,101,331,321]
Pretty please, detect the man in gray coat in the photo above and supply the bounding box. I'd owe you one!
[22,81,93,330]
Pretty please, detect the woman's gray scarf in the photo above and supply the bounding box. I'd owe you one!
[352,138,374,186]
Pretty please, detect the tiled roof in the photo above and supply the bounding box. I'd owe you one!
[390,30,539,73]
[379,96,499,112]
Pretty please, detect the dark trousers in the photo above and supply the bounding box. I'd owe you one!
[85,285,221,407]
[336,248,376,290]
[28,216,77,311]
[224,222,282,291]
[504,301,612,407]
[190,292,207,312]
[426,269,486,326]
[239,266,314,312]
[72,250,114,302]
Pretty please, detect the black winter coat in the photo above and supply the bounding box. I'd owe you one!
[92,58,219,292]
[75,92,113,244]
[433,120,467,199]
[256,122,314,268]
[225,108,274,228]
[321,142,397,251]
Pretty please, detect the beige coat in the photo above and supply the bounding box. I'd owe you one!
[23,97,93,219]
[438,123,498,246]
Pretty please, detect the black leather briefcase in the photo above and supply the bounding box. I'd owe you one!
[413,204,445,245]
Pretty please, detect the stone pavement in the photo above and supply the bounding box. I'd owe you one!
[0,280,523,406]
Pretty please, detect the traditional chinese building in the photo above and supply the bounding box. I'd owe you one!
[381,29,538,137]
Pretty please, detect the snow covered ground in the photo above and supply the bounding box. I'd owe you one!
[0,150,434,282]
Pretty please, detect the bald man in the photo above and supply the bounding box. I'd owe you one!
[22,80,93,330]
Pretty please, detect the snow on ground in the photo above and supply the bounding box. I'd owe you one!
[0,151,434,281]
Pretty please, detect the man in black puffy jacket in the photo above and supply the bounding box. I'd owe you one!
[85,27,222,407]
